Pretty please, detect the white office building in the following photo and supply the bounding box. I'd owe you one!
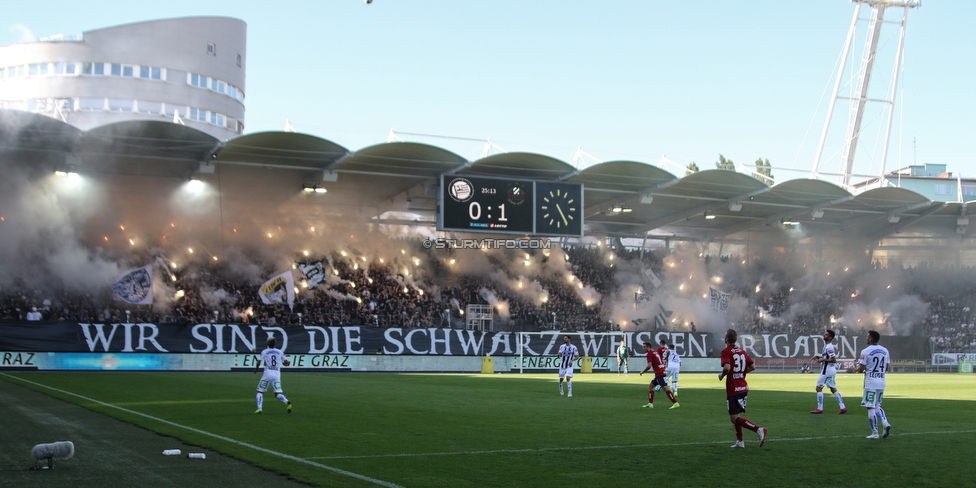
[0,17,246,140]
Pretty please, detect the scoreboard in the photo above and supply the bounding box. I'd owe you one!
[438,174,583,237]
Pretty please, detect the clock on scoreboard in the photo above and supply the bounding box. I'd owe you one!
[438,175,583,237]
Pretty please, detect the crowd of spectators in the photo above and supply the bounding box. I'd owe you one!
[2,241,975,353]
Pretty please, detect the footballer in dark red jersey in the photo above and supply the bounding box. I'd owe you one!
[639,342,679,410]
[719,329,767,448]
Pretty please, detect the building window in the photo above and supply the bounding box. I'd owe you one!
[122,65,134,77]
[151,67,161,80]
[140,66,149,78]
[164,104,183,117]
[934,183,953,196]
[189,107,209,122]
[963,185,976,196]
[236,54,241,67]
[108,99,134,112]
[136,101,162,115]
[189,73,208,88]
[207,42,216,55]
[65,63,76,75]
[28,99,50,111]
[111,63,121,76]
[78,98,104,111]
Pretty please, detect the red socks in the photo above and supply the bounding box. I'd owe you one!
[735,417,759,432]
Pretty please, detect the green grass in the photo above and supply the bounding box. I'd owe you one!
[2,371,975,487]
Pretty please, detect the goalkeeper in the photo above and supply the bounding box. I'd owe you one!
[615,340,630,376]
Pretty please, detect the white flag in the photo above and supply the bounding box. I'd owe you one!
[298,261,326,288]
[113,264,153,305]
[259,270,295,306]
[644,268,663,288]
[709,287,732,315]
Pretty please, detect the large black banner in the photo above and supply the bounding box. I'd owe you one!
[0,322,930,359]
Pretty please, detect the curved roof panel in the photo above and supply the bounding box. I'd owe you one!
[851,187,930,209]
[462,152,575,179]
[338,142,466,177]
[322,142,468,209]
[218,131,349,169]
[660,169,769,199]
[569,160,676,193]
[66,120,214,178]
[77,120,217,160]
[0,111,80,167]
[760,179,852,207]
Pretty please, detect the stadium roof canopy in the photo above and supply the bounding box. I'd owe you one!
[1,110,970,243]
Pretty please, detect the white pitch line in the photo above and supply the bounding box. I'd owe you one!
[1,373,403,488]
[306,429,976,461]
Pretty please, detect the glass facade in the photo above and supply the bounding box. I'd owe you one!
[1,61,244,103]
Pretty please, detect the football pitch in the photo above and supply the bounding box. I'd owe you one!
[2,371,974,487]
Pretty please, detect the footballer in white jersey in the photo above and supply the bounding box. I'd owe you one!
[811,330,847,414]
[665,345,681,394]
[856,330,891,439]
[253,336,292,414]
[557,335,580,397]
[858,344,890,391]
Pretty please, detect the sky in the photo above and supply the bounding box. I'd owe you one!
[3,0,974,184]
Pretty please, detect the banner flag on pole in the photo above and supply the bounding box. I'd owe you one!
[259,270,295,307]
[113,264,153,305]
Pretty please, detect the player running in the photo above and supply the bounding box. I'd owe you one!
[558,335,580,397]
[856,330,892,439]
[811,329,848,414]
[253,336,292,414]
[639,342,679,410]
[719,329,767,448]
[665,343,681,396]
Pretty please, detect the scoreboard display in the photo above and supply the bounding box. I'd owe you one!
[439,175,583,237]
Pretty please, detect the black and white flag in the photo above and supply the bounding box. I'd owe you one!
[298,261,326,288]
[113,264,153,305]
[709,287,732,315]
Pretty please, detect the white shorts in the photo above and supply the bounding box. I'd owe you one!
[666,368,680,379]
[861,389,884,408]
[816,374,837,389]
[558,367,574,379]
[257,371,283,393]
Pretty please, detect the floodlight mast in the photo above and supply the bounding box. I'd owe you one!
[811,0,919,188]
